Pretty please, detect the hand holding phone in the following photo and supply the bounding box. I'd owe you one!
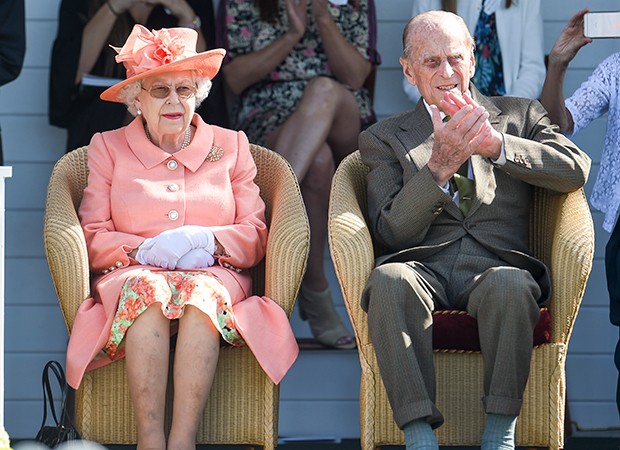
[584,11,620,39]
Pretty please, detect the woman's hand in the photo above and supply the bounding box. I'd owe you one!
[311,0,331,24]
[135,226,216,269]
[146,0,198,28]
[285,0,308,42]
[176,248,216,269]
[107,0,143,16]
[548,8,592,69]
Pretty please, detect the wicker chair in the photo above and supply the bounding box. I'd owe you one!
[44,144,310,449]
[327,151,594,450]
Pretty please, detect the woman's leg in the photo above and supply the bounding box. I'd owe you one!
[167,305,221,450]
[268,76,361,289]
[299,143,334,290]
[267,77,360,347]
[124,304,170,450]
[269,76,361,181]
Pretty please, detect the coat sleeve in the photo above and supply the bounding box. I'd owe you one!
[79,133,144,273]
[48,0,87,128]
[360,126,453,252]
[500,99,591,193]
[211,131,268,269]
[0,0,25,87]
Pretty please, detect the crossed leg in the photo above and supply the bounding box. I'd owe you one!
[268,76,361,291]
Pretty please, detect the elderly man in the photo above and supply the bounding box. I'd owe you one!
[359,10,591,450]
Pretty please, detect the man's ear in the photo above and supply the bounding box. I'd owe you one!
[468,49,476,79]
[400,56,417,86]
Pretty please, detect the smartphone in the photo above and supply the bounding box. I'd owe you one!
[584,11,620,39]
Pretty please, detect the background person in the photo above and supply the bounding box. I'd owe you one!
[403,0,545,103]
[49,0,228,152]
[539,8,620,417]
[218,0,380,349]
[0,0,25,165]
[65,25,298,450]
[361,11,590,450]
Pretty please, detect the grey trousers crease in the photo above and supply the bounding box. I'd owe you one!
[362,255,541,430]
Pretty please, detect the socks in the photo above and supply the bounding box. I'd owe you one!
[481,413,518,450]
[403,419,439,450]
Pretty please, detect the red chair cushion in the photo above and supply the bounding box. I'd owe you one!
[432,308,552,351]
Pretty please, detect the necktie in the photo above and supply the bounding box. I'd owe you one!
[453,160,474,215]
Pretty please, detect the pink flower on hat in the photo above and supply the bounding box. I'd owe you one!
[112,25,196,78]
[150,29,186,64]
[100,24,226,103]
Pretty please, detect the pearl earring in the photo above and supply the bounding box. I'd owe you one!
[137,109,142,115]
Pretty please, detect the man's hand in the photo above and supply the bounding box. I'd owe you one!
[427,92,500,186]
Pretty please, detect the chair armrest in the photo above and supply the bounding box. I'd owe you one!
[328,151,374,346]
[250,145,310,316]
[531,188,594,344]
[44,148,91,332]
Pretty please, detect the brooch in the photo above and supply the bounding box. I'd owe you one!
[206,145,224,162]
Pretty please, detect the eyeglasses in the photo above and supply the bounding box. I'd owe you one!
[141,84,198,99]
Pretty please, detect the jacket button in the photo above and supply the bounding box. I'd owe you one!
[168,210,179,221]
[167,160,178,170]
[168,183,179,192]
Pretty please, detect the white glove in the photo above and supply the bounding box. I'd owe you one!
[176,248,216,269]
[135,226,216,269]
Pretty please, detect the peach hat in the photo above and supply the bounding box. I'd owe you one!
[100,24,226,103]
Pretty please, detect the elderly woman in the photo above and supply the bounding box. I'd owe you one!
[65,25,298,450]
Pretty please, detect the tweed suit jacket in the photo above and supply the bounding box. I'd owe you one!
[359,86,591,304]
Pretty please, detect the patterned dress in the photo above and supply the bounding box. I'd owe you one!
[219,0,379,146]
[104,271,244,360]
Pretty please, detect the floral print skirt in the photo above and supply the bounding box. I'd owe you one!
[103,270,245,360]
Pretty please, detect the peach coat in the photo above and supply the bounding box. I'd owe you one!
[66,114,299,389]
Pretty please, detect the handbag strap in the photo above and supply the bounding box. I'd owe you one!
[39,360,70,430]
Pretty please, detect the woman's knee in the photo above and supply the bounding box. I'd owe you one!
[299,76,345,112]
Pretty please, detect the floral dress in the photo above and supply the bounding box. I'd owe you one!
[219,0,379,146]
[104,271,245,360]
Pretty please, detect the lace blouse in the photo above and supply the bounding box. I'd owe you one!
[566,52,620,232]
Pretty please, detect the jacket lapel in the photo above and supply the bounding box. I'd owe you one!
[395,101,434,170]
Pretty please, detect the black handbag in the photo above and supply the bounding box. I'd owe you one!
[34,360,81,448]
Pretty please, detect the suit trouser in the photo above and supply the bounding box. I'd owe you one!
[362,244,541,429]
